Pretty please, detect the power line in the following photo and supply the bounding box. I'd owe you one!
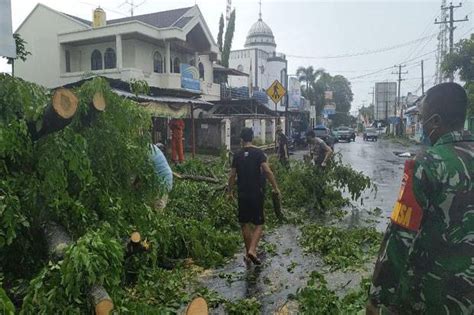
[347,50,437,81]
[286,33,437,60]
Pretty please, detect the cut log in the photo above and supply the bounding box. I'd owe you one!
[90,285,114,315]
[29,88,78,141]
[92,92,106,111]
[125,231,150,257]
[186,297,208,315]
[173,172,220,184]
[42,222,114,315]
[80,92,107,127]
[43,221,72,259]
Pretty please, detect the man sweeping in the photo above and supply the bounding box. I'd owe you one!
[228,128,281,265]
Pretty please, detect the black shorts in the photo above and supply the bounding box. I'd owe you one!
[238,195,265,225]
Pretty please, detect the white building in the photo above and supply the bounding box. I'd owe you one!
[14,3,221,101]
[228,10,288,112]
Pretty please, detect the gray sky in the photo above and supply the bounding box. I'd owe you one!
[2,0,473,114]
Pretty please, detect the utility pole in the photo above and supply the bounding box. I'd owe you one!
[369,88,375,107]
[393,65,408,135]
[421,60,425,96]
[435,2,469,81]
[369,88,375,125]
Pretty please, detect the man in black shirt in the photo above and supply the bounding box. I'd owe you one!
[277,127,289,167]
[228,128,281,265]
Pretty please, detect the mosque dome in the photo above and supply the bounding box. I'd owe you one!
[244,18,276,49]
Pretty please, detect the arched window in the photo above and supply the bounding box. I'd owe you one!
[104,48,116,69]
[198,62,205,79]
[153,51,163,73]
[91,49,102,70]
[237,64,244,72]
[173,57,181,73]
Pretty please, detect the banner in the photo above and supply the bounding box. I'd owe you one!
[180,64,201,93]
[288,77,302,109]
[0,0,16,58]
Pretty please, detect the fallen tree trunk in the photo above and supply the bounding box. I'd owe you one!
[29,88,78,141]
[173,172,220,184]
[42,222,114,315]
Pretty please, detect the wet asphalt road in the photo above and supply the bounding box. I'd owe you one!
[200,136,422,314]
[331,136,421,230]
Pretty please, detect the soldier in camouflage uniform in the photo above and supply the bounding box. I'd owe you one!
[368,83,474,314]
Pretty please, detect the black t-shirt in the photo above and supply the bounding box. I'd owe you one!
[232,146,267,199]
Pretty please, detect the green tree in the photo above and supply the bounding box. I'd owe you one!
[442,34,474,114]
[296,66,325,96]
[221,10,236,68]
[4,34,31,77]
[330,75,353,113]
[217,14,225,52]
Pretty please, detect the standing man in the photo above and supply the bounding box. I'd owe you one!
[368,83,474,314]
[277,127,289,167]
[306,130,332,167]
[228,128,281,265]
[169,118,185,164]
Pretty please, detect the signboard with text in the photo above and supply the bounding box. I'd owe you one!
[180,64,201,92]
[0,0,16,58]
[288,77,302,109]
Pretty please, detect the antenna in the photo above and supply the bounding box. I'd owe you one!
[118,0,146,17]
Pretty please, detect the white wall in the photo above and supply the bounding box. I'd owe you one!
[15,4,87,87]
[229,49,252,88]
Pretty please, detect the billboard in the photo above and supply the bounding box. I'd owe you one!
[324,91,333,100]
[288,77,301,109]
[322,103,336,118]
[180,64,201,92]
[374,82,397,121]
[0,0,16,58]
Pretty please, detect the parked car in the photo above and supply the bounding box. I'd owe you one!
[314,126,336,150]
[363,127,378,141]
[335,126,355,142]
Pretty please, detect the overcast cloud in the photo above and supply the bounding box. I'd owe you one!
[1,0,473,113]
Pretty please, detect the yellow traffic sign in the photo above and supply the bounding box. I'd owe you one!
[266,80,286,104]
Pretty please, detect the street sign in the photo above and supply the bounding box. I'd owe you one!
[266,80,286,105]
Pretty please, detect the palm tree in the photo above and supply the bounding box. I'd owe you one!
[296,66,315,96]
[296,67,326,97]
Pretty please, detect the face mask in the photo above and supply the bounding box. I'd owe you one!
[421,114,438,146]
[420,130,432,146]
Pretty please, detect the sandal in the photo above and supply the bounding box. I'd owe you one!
[243,255,251,266]
[247,253,262,266]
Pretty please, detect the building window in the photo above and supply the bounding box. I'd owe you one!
[91,49,102,70]
[237,64,244,72]
[199,62,205,79]
[173,57,181,73]
[65,50,71,73]
[104,48,116,69]
[153,51,163,73]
